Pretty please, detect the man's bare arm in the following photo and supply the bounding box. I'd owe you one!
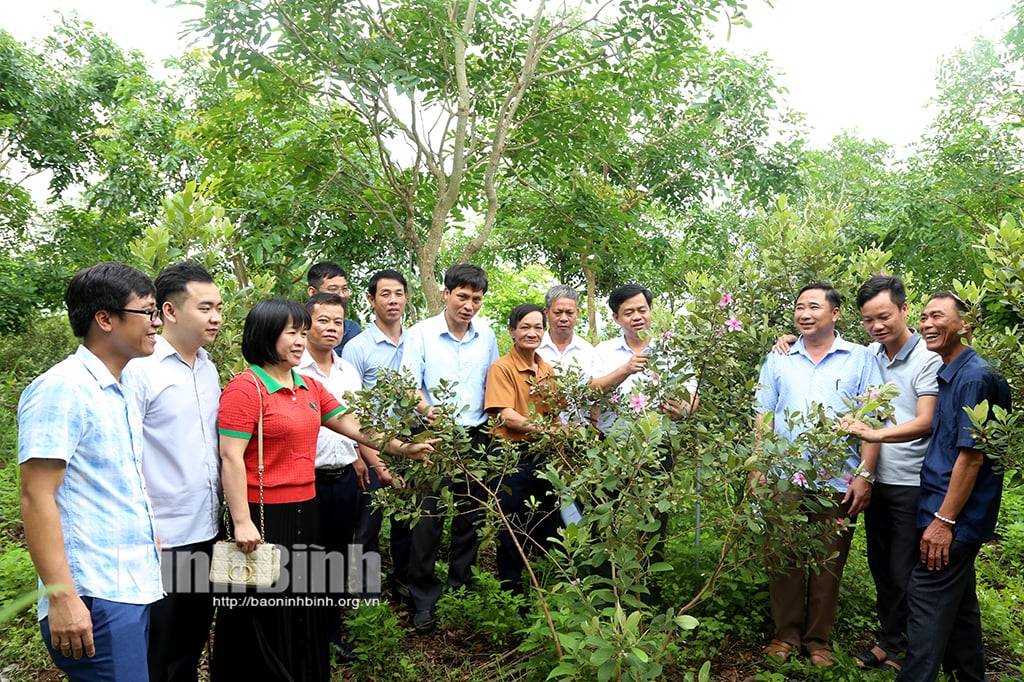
[21,459,96,659]
[840,395,937,444]
[921,447,985,570]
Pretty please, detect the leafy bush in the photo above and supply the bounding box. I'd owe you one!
[435,568,527,648]
[0,546,35,605]
[343,602,422,680]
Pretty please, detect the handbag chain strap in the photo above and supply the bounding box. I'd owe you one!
[223,370,267,542]
[251,370,267,540]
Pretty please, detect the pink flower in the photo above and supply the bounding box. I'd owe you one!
[719,293,733,307]
[725,316,743,332]
[609,392,620,404]
[793,472,807,486]
[844,474,855,485]
[836,518,847,528]
[661,331,675,339]
[630,393,649,413]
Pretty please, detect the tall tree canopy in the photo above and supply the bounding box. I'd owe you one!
[186,0,799,311]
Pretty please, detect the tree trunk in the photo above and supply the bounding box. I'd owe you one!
[583,259,598,344]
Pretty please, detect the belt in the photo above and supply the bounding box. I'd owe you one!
[315,464,352,482]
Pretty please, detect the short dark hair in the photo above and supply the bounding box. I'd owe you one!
[443,264,488,294]
[368,269,408,296]
[304,292,346,315]
[856,274,906,309]
[797,282,842,310]
[509,303,545,329]
[65,262,156,338]
[307,262,348,289]
[155,263,215,309]
[608,283,652,315]
[928,290,969,315]
[241,299,312,366]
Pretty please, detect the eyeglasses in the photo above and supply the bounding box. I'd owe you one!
[114,308,161,322]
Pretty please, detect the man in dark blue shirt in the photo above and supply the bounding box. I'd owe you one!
[898,292,1011,682]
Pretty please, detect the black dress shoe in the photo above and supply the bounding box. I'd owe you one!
[331,641,357,663]
[412,609,435,635]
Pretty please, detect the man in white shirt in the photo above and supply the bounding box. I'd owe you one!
[538,284,594,374]
[122,263,223,682]
[538,284,594,428]
[298,293,369,660]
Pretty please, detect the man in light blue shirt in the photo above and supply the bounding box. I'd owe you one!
[122,263,223,682]
[754,282,882,667]
[343,270,412,600]
[400,264,499,634]
[19,262,164,681]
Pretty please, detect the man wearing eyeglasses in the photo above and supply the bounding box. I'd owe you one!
[18,262,164,681]
[307,261,362,353]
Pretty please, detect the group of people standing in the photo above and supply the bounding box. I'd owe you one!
[15,259,680,682]
[15,260,1010,682]
[754,276,1011,682]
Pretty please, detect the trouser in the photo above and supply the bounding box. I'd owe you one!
[315,465,361,645]
[149,538,217,682]
[898,540,985,682]
[494,451,560,593]
[406,426,490,613]
[768,491,853,653]
[354,466,383,556]
[865,483,919,659]
[353,466,412,594]
[42,598,151,682]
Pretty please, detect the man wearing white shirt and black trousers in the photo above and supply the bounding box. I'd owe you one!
[122,263,224,682]
[298,293,369,661]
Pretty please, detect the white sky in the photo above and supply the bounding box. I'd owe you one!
[2,0,1016,152]
[716,0,1015,151]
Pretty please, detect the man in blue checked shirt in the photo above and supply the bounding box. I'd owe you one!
[18,262,164,681]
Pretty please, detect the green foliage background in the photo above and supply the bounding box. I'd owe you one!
[2,1,1024,680]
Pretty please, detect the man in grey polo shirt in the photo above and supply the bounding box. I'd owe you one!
[840,275,942,672]
[780,275,942,671]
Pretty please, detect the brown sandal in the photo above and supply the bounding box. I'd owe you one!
[763,639,794,662]
[807,648,834,667]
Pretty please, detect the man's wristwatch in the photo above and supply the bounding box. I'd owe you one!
[852,467,875,484]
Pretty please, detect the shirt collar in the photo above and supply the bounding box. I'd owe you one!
[297,349,342,378]
[367,320,403,346]
[889,331,923,362]
[540,330,583,353]
[154,334,211,365]
[792,331,852,358]
[433,311,480,341]
[249,364,308,393]
[938,345,978,382]
[75,344,119,389]
[508,347,543,374]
